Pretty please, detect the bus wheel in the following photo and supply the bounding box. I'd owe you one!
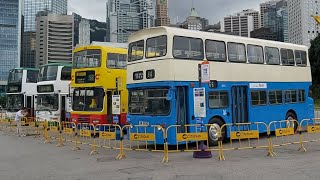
[208,118,225,146]
[286,112,298,132]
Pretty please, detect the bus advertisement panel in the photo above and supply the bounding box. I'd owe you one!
[126,27,314,145]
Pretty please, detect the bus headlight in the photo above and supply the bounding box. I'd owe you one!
[92,120,99,124]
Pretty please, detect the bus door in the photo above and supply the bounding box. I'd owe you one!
[60,95,66,122]
[231,86,248,124]
[176,87,188,133]
[106,91,112,124]
[26,95,32,117]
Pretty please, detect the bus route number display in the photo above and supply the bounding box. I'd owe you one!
[37,85,54,93]
[75,71,95,84]
[133,71,143,80]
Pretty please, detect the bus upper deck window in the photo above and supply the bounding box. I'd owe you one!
[281,49,295,66]
[295,50,307,66]
[129,40,144,62]
[205,40,226,62]
[173,36,204,60]
[146,35,167,58]
[227,42,246,63]
[265,47,280,65]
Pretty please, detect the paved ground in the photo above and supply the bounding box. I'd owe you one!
[1,130,320,180]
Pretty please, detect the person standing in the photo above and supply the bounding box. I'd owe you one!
[15,107,28,137]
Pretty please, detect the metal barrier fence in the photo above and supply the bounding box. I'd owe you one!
[299,118,320,152]
[5,119,320,163]
[268,119,300,155]
[165,124,214,162]
[120,125,166,162]
[218,122,273,161]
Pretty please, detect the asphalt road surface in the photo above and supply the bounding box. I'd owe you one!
[1,129,320,180]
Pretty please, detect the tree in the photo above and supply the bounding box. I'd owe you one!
[309,36,320,103]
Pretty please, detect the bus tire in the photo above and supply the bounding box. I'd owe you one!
[208,118,225,146]
[286,111,298,132]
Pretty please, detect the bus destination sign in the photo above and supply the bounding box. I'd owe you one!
[7,85,21,93]
[37,85,54,93]
[75,71,95,84]
[133,71,143,80]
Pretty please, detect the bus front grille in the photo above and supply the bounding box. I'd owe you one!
[78,115,90,123]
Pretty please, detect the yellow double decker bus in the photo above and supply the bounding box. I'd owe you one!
[70,44,128,126]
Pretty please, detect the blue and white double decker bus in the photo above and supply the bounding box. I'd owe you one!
[126,27,314,145]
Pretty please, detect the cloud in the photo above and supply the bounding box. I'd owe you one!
[69,0,267,24]
[68,0,106,21]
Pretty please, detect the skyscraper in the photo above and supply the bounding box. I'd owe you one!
[236,9,260,30]
[36,13,74,67]
[264,0,288,42]
[260,0,280,28]
[106,0,155,43]
[155,0,170,26]
[288,0,320,47]
[223,15,254,37]
[22,0,68,68]
[0,0,22,90]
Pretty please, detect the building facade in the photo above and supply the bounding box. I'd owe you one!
[251,27,278,41]
[155,0,170,26]
[106,0,155,43]
[288,0,320,47]
[36,14,73,67]
[22,0,68,68]
[182,8,203,30]
[78,19,90,46]
[260,0,280,28]
[264,0,288,42]
[223,15,254,37]
[0,0,22,89]
[236,9,260,30]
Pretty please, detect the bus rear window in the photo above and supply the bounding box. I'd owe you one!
[128,40,144,62]
[295,50,307,66]
[173,36,204,60]
[146,35,167,58]
[107,53,127,69]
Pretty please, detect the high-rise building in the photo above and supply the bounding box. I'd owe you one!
[236,9,260,30]
[22,0,68,68]
[182,8,203,31]
[264,0,288,42]
[200,18,209,29]
[73,13,90,47]
[155,0,170,26]
[106,0,155,43]
[288,0,320,47]
[223,15,254,37]
[260,0,280,28]
[78,19,90,46]
[36,14,73,67]
[0,0,22,89]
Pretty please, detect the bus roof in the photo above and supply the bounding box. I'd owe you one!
[74,45,127,53]
[128,26,308,50]
[40,63,72,68]
[10,67,39,71]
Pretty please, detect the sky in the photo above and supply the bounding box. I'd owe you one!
[68,0,267,24]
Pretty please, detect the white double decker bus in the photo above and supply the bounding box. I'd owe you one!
[6,68,39,119]
[36,63,72,122]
